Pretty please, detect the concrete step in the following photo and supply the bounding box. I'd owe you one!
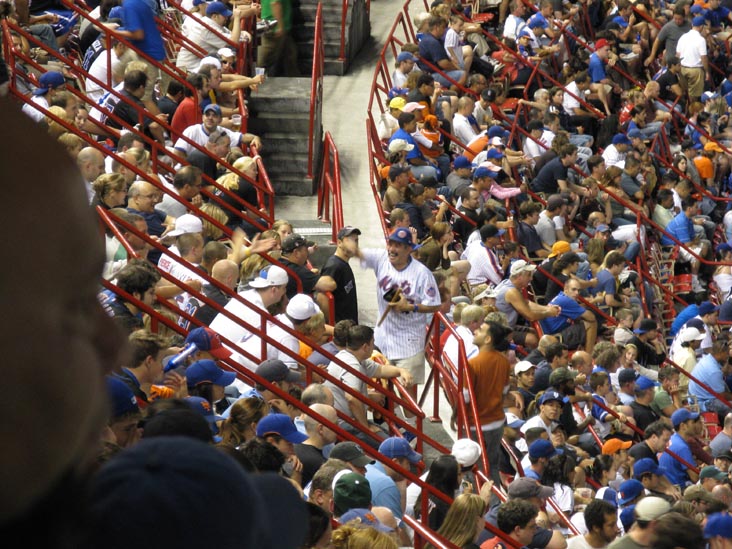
[259,135,311,154]
[269,174,317,196]
[297,0,347,8]
[294,22,350,42]
[247,112,312,134]
[298,4,352,23]
[247,77,313,113]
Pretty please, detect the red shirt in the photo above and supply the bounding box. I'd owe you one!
[170,97,200,140]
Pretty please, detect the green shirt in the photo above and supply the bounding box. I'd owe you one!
[651,389,672,417]
[260,0,292,31]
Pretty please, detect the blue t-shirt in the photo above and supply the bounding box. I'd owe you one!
[592,269,616,296]
[417,32,449,73]
[706,6,731,28]
[540,292,585,334]
[661,212,694,246]
[124,0,166,61]
[390,128,425,162]
[528,12,549,29]
[588,53,606,83]
[689,354,728,405]
[659,433,694,487]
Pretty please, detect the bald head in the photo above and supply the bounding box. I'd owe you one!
[303,404,338,445]
[212,259,238,289]
[0,100,125,523]
[128,181,159,212]
[371,506,399,531]
[76,146,105,182]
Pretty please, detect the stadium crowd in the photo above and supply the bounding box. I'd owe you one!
[4,0,732,548]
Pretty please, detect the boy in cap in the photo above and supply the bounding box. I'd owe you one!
[659,408,701,487]
[321,226,361,323]
[106,376,142,449]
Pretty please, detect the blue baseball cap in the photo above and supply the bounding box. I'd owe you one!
[203,103,222,116]
[529,439,558,459]
[185,359,236,388]
[488,125,509,138]
[453,155,473,169]
[185,396,224,427]
[612,133,632,145]
[716,242,732,254]
[486,148,505,160]
[690,4,705,14]
[698,301,719,316]
[185,327,232,360]
[388,86,409,100]
[671,408,700,428]
[627,129,642,139]
[539,390,564,405]
[636,376,659,391]
[388,227,420,250]
[612,15,628,27]
[518,28,534,38]
[397,51,418,63]
[33,71,65,95]
[692,15,707,27]
[106,376,140,418]
[704,512,732,539]
[339,508,394,532]
[618,479,644,505]
[379,436,422,464]
[256,413,308,443]
[597,487,618,508]
[206,1,232,17]
[473,166,497,179]
[633,458,666,479]
[528,15,548,29]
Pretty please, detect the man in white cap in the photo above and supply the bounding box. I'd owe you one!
[210,265,288,368]
[266,293,323,372]
[607,497,670,549]
[158,213,204,273]
[494,259,561,349]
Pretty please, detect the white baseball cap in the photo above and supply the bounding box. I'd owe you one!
[167,214,203,237]
[249,266,288,289]
[514,360,535,374]
[510,260,537,276]
[286,294,319,320]
[451,439,482,468]
[679,326,705,343]
[402,102,426,113]
[217,47,235,59]
[388,139,414,153]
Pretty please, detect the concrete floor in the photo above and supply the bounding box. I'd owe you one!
[275,1,458,454]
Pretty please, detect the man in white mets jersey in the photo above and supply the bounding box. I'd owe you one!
[359,227,442,399]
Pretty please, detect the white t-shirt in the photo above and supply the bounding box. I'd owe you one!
[563,81,583,114]
[461,241,504,286]
[174,124,243,155]
[442,325,478,376]
[360,249,441,360]
[503,14,526,41]
[444,28,464,68]
[86,48,121,102]
[453,113,478,146]
[676,29,707,68]
[602,144,626,169]
[210,288,269,370]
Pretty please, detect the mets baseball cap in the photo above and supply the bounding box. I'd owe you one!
[329,441,375,468]
[255,413,307,443]
[473,166,497,179]
[33,71,65,95]
[339,508,393,532]
[388,227,419,250]
[453,155,473,170]
[379,436,422,464]
[185,396,224,427]
[636,376,659,391]
[185,327,232,360]
[617,479,644,505]
[488,125,509,138]
[612,133,632,145]
[185,359,236,388]
[699,301,719,316]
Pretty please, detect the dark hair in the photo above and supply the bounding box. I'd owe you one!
[398,112,416,128]
[653,512,704,549]
[544,341,564,363]
[424,455,459,497]
[166,79,185,96]
[417,73,435,88]
[123,70,148,91]
[333,320,356,348]
[525,427,547,446]
[644,420,672,440]
[303,502,332,548]
[115,263,160,297]
[585,499,617,533]
[496,500,538,533]
[141,409,213,443]
[238,438,286,472]
[347,325,374,350]
[589,454,615,484]
[541,453,574,486]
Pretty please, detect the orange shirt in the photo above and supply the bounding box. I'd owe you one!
[693,156,714,180]
[468,349,511,426]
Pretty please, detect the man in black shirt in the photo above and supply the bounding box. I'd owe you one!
[656,56,683,106]
[279,234,337,299]
[628,318,667,368]
[294,404,338,487]
[321,226,361,323]
[107,69,165,145]
[628,420,673,464]
[629,377,662,431]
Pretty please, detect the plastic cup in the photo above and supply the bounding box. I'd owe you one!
[255,67,265,77]
[231,114,242,131]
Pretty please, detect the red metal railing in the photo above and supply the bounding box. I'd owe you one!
[317,131,345,243]
[309,3,325,179]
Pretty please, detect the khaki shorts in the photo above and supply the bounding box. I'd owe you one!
[393,351,427,385]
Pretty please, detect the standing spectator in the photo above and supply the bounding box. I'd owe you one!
[676,16,709,103]
[321,226,361,323]
[258,0,298,76]
[467,320,513,487]
[279,233,337,300]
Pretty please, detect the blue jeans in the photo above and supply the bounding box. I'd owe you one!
[432,70,465,88]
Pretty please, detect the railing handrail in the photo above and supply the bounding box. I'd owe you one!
[309,3,325,179]
[317,131,345,243]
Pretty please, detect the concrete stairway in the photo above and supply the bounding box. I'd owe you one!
[294,0,370,75]
[247,78,323,196]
